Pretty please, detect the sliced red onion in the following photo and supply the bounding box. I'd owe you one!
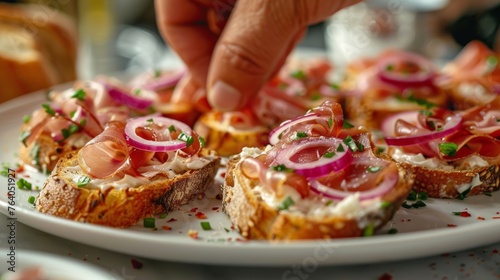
[124,115,191,152]
[309,169,398,201]
[268,113,319,145]
[141,70,185,91]
[382,111,463,146]
[378,52,434,89]
[492,84,500,94]
[274,138,353,178]
[102,80,156,110]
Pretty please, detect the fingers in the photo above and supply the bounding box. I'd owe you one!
[207,0,302,111]
[154,0,216,88]
[206,0,361,111]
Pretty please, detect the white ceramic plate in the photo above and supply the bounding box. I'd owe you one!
[1,91,499,266]
[0,250,121,280]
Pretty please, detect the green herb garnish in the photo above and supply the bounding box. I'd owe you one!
[134,89,141,96]
[0,163,10,177]
[407,190,417,201]
[323,151,336,158]
[61,124,80,140]
[290,70,306,80]
[198,136,206,147]
[154,69,162,78]
[271,164,294,173]
[380,201,392,209]
[200,221,212,230]
[42,104,56,116]
[396,94,436,109]
[168,125,176,132]
[147,118,154,123]
[28,195,36,205]
[20,131,31,146]
[295,131,308,139]
[327,118,333,128]
[71,89,86,101]
[412,200,427,208]
[457,186,471,200]
[330,83,340,90]
[143,217,156,228]
[337,144,345,152]
[342,120,355,129]
[178,132,194,147]
[343,135,359,152]
[388,228,398,234]
[277,196,294,211]
[417,191,428,200]
[367,166,382,173]
[23,115,31,124]
[77,175,91,187]
[363,224,375,236]
[159,213,168,219]
[439,142,458,157]
[386,64,394,71]
[17,178,32,190]
[310,92,321,101]
[420,110,433,117]
[325,200,333,206]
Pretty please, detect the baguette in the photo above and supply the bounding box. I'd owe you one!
[36,150,220,228]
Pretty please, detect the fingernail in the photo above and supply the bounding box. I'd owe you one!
[209,80,241,111]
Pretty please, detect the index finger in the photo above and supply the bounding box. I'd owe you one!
[154,0,217,88]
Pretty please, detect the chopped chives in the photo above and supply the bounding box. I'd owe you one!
[200,221,212,230]
[144,217,156,228]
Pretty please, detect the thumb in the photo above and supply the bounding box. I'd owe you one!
[207,0,360,111]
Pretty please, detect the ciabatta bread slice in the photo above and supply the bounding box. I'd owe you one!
[36,150,220,228]
[223,154,414,240]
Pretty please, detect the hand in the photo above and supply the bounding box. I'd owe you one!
[155,0,360,111]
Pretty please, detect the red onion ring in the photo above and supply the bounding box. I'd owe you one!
[309,168,398,201]
[141,70,185,91]
[382,111,463,146]
[268,113,318,145]
[377,52,435,89]
[124,115,191,152]
[274,137,353,178]
[102,80,156,110]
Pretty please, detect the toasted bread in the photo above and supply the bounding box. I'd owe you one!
[36,150,220,228]
[223,154,414,240]
[390,151,500,198]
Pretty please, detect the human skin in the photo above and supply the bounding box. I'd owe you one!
[155,0,360,111]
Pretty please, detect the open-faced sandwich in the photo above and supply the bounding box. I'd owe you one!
[223,101,414,240]
[343,50,449,129]
[19,80,127,173]
[36,115,220,228]
[441,40,500,110]
[381,100,500,198]
[194,58,344,157]
[18,71,193,174]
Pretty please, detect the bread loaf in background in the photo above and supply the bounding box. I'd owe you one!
[0,2,77,103]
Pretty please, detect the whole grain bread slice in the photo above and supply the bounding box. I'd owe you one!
[222,156,414,240]
[36,150,220,228]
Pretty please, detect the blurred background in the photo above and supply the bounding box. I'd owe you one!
[0,0,499,102]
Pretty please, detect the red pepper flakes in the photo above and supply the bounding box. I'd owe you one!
[195,211,207,219]
[447,224,457,227]
[378,272,392,280]
[190,207,198,213]
[212,207,219,211]
[16,165,24,173]
[167,218,177,223]
[131,258,143,269]
[162,225,172,231]
[492,249,499,254]
[454,211,471,217]
[477,216,485,220]
[188,229,199,239]
[235,238,248,243]
[220,172,226,178]
[492,216,500,219]
[496,212,499,215]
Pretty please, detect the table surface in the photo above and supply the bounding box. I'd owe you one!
[1,213,499,280]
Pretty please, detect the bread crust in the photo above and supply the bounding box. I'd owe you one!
[223,156,414,240]
[397,162,500,198]
[36,151,220,228]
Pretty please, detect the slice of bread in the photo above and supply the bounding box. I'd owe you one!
[390,151,500,198]
[0,3,77,103]
[222,155,414,240]
[36,150,220,228]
